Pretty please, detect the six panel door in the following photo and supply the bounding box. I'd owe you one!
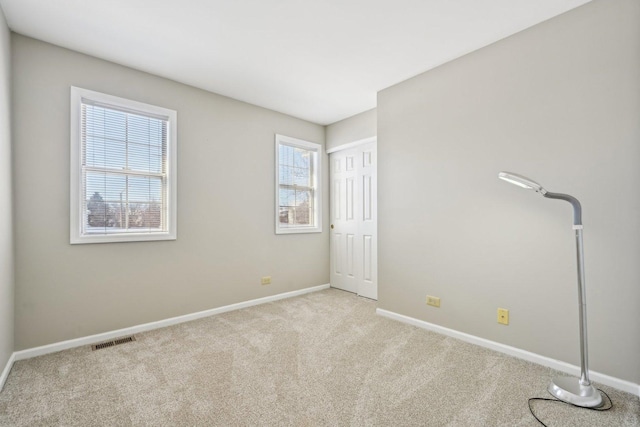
[329,141,377,300]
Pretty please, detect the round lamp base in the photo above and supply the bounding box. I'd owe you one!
[548,376,603,408]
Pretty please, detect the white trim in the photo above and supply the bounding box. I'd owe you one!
[326,136,376,154]
[377,308,640,397]
[0,352,15,392]
[14,284,330,362]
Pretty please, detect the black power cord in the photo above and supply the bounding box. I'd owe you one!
[528,389,613,427]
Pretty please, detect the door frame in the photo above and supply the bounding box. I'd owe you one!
[326,136,376,154]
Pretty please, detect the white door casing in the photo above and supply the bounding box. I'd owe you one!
[329,140,377,300]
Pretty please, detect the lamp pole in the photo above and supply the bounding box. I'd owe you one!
[575,225,590,387]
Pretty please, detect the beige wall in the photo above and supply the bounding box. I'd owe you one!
[326,108,376,151]
[378,0,640,383]
[0,7,14,372]
[12,35,328,350]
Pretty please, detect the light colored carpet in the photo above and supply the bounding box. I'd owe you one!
[0,288,638,426]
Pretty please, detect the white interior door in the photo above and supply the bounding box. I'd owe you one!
[329,141,377,300]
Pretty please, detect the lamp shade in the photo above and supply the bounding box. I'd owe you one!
[498,172,546,194]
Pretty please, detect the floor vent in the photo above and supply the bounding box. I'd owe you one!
[91,335,136,351]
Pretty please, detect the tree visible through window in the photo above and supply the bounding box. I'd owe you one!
[70,87,177,244]
[275,134,322,234]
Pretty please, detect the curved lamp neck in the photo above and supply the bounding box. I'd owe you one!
[543,192,582,226]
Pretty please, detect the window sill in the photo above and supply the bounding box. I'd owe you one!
[275,226,322,235]
[70,231,176,245]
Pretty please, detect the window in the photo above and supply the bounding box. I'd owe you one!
[70,87,177,244]
[275,134,322,234]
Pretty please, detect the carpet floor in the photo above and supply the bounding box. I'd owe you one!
[0,288,638,426]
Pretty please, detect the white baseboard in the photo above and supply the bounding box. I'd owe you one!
[376,308,640,398]
[0,352,15,392]
[14,284,330,362]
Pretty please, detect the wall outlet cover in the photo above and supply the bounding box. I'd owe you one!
[426,295,441,307]
[498,308,509,325]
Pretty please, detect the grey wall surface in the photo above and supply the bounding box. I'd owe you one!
[0,7,14,374]
[12,35,328,350]
[326,108,376,151]
[378,0,640,383]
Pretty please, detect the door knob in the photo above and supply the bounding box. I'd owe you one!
[331,224,334,229]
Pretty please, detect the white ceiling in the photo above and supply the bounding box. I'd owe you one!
[0,0,591,125]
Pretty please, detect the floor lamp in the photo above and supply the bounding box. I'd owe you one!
[498,171,603,408]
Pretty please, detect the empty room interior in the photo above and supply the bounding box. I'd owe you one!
[0,0,639,425]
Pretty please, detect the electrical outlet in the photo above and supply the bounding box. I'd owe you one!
[497,308,509,325]
[261,276,271,285]
[426,295,441,307]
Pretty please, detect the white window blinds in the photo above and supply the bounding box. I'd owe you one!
[70,87,177,244]
[82,102,167,234]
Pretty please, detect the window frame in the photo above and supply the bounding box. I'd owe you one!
[70,86,177,244]
[274,134,322,234]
